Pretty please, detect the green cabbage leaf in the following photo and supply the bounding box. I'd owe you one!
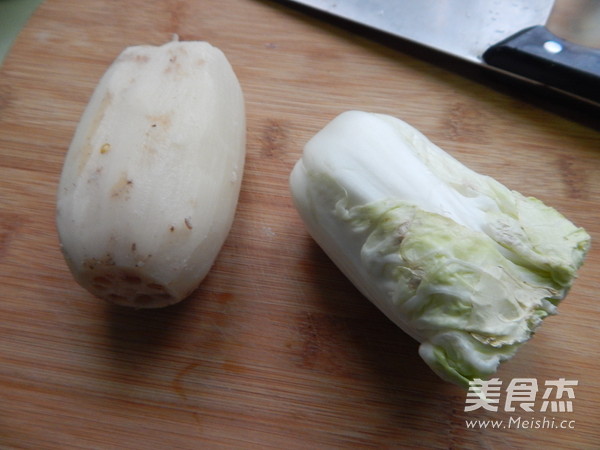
[290,111,590,387]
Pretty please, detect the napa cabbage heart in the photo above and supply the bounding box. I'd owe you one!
[290,111,590,387]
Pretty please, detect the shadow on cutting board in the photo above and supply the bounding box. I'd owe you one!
[98,275,247,403]
[296,238,463,420]
[98,288,228,396]
[102,293,196,364]
[95,238,464,432]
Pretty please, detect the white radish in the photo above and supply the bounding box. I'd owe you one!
[56,38,245,308]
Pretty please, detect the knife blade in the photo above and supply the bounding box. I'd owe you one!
[283,0,600,105]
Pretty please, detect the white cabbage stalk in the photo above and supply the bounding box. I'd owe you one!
[290,111,590,387]
[56,39,245,308]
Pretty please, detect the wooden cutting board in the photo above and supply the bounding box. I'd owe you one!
[1,0,599,448]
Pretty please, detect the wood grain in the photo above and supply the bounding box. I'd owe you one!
[1,0,599,448]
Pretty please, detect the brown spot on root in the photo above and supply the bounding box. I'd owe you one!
[87,167,103,184]
[118,51,150,64]
[83,254,115,270]
[169,225,175,232]
[135,54,150,64]
[111,175,134,199]
[184,217,192,230]
[78,92,113,174]
[146,114,172,130]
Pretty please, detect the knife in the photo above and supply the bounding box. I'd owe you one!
[281,0,600,106]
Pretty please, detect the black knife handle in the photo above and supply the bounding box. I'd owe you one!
[482,25,600,104]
